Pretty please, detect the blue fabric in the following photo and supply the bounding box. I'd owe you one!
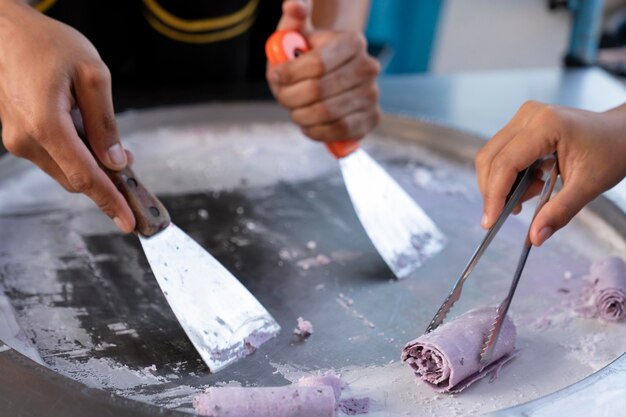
[366,0,443,74]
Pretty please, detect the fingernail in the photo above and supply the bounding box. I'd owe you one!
[108,143,127,167]
[271,70,281,84]
[481,213,489,228]
[113,217,126,232]
[537,226,554,245]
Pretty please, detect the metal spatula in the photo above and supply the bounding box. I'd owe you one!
[266,30,446,279]
[76,115,280,373]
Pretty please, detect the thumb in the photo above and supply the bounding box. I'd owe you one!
[529,181,590,246]
[276,0,310,33]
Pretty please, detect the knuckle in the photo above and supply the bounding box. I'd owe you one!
[304,127,324,142]
[275,90,289,108]
[289,110,304,125]
[362,56,381,77]
[491,156,512,175]
[309,54,325,77]
[350,31,367,50]
[277,67,293,84]
[520,100,540,113]
[475,149,489,168]
[332,118,351,138]
[314,101,333,121]
[535,105,562,127]
[367,84,380,102]
[78,61,111,88]
[550,202,574,226]
[305,79,323,101]
[372,106,382,127]
[23,120,46,144]
[2,132,29,158]
[96,195,117,218]
[67,172,94,193]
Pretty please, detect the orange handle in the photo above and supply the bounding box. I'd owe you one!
[265,30,360,159]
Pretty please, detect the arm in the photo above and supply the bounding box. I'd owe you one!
[475,101,626,246]
[0,0,135,232]
[311,0,370,31]
[266,0,380,143]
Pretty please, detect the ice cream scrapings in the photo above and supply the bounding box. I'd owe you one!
[293,317,313,338]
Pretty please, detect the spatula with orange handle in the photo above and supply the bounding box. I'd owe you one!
[266,30,445,278]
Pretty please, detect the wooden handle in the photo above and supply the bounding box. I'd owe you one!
[73,112,170,237]
[105,166,171,237]
[265,30,361,159]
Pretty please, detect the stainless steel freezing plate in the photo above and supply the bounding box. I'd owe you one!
[0,103,625,416]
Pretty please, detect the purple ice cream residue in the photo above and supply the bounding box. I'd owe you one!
[293,317,314,338]
[339,397,370,415]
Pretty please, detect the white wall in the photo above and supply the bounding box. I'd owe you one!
[431,0,571,73]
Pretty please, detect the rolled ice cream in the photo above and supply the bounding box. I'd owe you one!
[589,256,626,322]
[402,307,517,393]
[193,373,346,417]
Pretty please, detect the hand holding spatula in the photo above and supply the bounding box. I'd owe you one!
[74,112,281,373]
[266,30,446,278]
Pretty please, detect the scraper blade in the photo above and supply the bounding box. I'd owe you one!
[266,30,445,278]
[339,149,445,278]
[140,224,281,372]
[104,163,279,373]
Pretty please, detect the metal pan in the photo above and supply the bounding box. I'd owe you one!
[0,103,624,416]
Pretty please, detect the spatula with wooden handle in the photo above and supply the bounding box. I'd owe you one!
[75,112,280,373]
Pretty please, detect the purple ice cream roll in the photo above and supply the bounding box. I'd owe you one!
[401,306,517,393]
[297,373,344,400]
[589,256,626,322]
[193,385,337,417]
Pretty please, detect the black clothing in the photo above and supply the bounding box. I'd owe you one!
[39,0,282,87]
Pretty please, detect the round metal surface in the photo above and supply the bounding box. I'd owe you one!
[0,103,625,416]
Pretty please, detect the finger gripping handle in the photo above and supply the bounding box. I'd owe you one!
[265,30,360,159]
[73,110,170,237]
[106,167,171,237]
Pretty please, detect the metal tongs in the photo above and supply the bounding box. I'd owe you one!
[424,154,560,366]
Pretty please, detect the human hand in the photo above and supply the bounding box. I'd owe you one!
[0,1,135,232]
[266,0,381,142]
[475,101,626,246]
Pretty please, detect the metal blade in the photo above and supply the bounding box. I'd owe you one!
[139,224,280,373]
[480,245,531,366]
[0,289,45,365]
[339,149,446,279]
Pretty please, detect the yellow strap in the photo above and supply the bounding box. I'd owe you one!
[145,12,256,44]
[143,0,258,33]
[34,0,57,13]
